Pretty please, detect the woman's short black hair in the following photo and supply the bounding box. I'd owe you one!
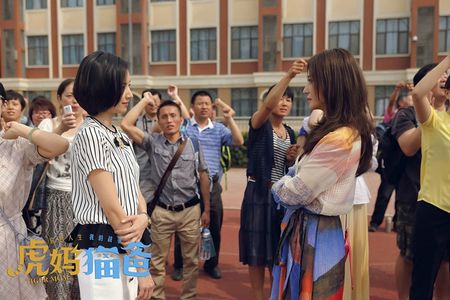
[73,51,128,116]
[57,78,75,97]
[28,96,56,120]
[262,85,294,101]
[5,90,26,110]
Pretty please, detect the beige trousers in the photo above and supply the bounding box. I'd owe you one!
[342,204,370,300]
[150,204,201,300]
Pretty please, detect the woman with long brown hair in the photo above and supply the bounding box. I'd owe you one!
[270,48,373,299]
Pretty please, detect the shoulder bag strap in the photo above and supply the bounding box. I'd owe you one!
[147,138,188,216]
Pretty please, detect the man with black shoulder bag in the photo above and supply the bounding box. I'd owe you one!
[121,95,210,300]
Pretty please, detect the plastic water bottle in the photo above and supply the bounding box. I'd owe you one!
[199,228,213,260]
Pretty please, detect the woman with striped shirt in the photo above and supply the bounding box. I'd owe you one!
[239,61,301,300]
[68,51,153,300]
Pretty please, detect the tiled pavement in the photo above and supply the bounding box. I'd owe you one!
[163,168,398,299]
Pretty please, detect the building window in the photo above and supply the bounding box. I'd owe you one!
[151,30,176,62]
[290,87,310,116]
[439,16,450,53]
[2,0,13,19]
[329,20,360,55]
[97,0,114,4]
[25,91,52,103]
[97,0,115,5]
[2,29,15,76]
[283,23,313,58]
[376,18,409,55]
[61,0,83,7]
[231,88,257,117]
[120,24,142,74]
[374,86,408,117]
[62,34,84,65]
[26,0,47,9]
[28,36,49,66]
[191,28,216,61]
[97,32,115,54]
[231,26,258,59]
[120,0,140,13]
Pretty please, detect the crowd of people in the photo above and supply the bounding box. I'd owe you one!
[0,48,449,300]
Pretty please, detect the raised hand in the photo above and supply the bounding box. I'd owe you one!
[167,84,178,99]
[59,112,77,133]
[395,80,405,89]
[215,98,236,119]
[2,121,23,139]
[288,59,307,78]
[142,91,156,107]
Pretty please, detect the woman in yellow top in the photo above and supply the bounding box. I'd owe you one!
[409,50,450,300]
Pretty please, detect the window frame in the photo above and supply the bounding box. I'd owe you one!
[62,34,85,65]
[96,0,115,5]
[26,0,48,9]
[190,28,217,62]
[283,23,313,58]
[328,20,360,55]
[376,17,409,56]
[439,16,450,53]
[27,35,49,66]
[150,29,177,63]
[60,0,84,8]
[231,88,258,117]
[374,85,408,117]
[230,26,258,60]
[289,87,310,117]
[97,32,116,55]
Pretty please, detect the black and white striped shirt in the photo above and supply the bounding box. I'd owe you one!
[271,131,291,182]
[71,117,140,224]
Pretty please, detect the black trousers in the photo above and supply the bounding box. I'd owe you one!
[369,171,396,226]
[174,178,223,270]
[409,201,450,300]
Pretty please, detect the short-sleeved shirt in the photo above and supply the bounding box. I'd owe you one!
[185,118,232,177]
[141,133,208,206]
[71,117,140,224]
[39,118,73,192]
[383,107,397,123]
[134,115,156,179]
[0,136,47,216]
[391,107,421,205]
[418,108,450,213]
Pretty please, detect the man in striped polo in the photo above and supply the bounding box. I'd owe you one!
[172,90,244,280]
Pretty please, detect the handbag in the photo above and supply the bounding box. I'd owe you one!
[0,208,51,279]
[27,162,50,211]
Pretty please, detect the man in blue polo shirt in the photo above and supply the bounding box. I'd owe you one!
[172,90,243,279]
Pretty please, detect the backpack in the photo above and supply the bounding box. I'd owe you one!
[377,118,407,185]
[220,145,232,190]
[374,122,389,174]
